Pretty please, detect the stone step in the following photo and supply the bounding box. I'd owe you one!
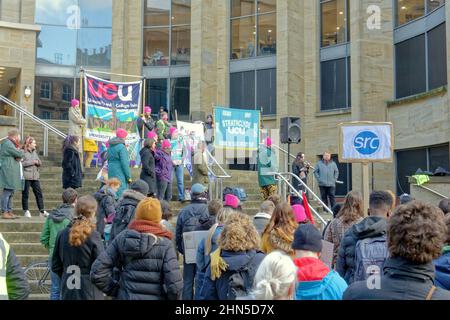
[28,294,50,300]
[2,232,41,243]
[11,243,47,255]
[0,219,45,232]
[17,255,48,267]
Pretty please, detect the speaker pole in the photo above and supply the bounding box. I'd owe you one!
[287,142,291,176]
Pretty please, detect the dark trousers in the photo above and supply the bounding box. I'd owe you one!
[182,260,196,300]
[22,180,44,212]
[157,179,172,201]
[319,186,336,210]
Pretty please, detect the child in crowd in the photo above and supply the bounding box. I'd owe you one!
[94,178,121,242]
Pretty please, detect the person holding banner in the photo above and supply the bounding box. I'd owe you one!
[137,106,155,140]
[170,127,187,202]
[107,129,132,197]
[68,99,87,154]
[257,137,278,201]
[156,112,172,143]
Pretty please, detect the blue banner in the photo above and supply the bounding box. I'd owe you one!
[214,106,260,150]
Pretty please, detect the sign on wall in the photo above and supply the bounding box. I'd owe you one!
[338,122,394,163]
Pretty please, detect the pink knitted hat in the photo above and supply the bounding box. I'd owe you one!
[144,106,152,114]
[116,128,128,139]
[292,204,307,223]
[169,126,178,137]
[265,137,272,147]
[71,99,79,107]
[224,194,240,209]
[147,131,157,140]
[162,139,171,149]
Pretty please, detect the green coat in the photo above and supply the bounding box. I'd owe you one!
[257,145,278,187]
[0,139,24,191]
[40,211,72,258]
[107,138,131,196]
[156,119,171,141]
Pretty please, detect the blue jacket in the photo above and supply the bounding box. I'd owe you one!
[195,225,223,300]
[313,160,339,187]
[107,138,131,196]
[433,248,450,291]
[200,249,265,300]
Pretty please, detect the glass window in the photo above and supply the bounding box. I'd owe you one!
[77,28,112,67]
[428,23,447,90]
[396,0,425,26]
[321,0,347,47]
[171,26,190,65]
[35,0,78,25]
[427,0,445,12]
[395,34,426,98]
[79,0,112,27]
[257,0,276,14]
[60,112,69,120]
[320,57,350,111]
[230,71,256,109]
[62,84,72,102]
[41,111,52,119]
[231,0,256,18]
[257,68,276,115]
[145,0,171,26]
[231,16,256,59]
[172,0,191,25]
[429,145,450,172]
[36,25,77,65]
[171,77,190,118]
[258,13,276,56]
[40,81,51,99]
[147,79,168,114]
[143,28,170,66]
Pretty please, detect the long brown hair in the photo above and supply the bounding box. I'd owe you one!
[69,195,97,247]
[262,202,297,241]
[336,191,364,224]
[22,136,35,151]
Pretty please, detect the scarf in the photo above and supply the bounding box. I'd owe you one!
[210,248,228,280]
[8,137,20,149]
[128,219,173,240]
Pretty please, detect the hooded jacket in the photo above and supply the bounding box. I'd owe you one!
[139,147,156,195]
[40,204,73,258]
[62,145,82,189]
[90,229,183,300]
[94,187,117,238]
[294,257,347,300]
[107,138,131,196]
[336,216,387,284]
[110,189,146,242]
[155,149,173,183]
[433,246,450,291]
[344,257,450,300]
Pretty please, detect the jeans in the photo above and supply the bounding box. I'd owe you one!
[50,268,61,300]
[174,165,185,201]
[182,260,196,300]
[157,179,172,201]
[319,186,336,210]
[22,180,45,212]
[1,188,14,213]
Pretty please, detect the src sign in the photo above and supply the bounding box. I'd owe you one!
[339,122,393,163]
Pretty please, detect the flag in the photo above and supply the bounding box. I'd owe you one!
[302,192,315,225]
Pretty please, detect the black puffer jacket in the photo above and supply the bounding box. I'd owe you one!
[62,146,82,189]
[344,257,450,300]
[336,216,387,284]
[140,147,156,196]
[90,229,183,300]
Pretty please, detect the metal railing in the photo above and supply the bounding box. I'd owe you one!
[416,184,447,199]
[205,147,232,200]
[0,95,67,157]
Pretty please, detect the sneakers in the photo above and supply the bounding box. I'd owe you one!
[24,210,32,219]
[40,211,49,218]
[2,212,18,219]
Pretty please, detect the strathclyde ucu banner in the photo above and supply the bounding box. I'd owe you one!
[214,106,260,150]
[84,73,142,143]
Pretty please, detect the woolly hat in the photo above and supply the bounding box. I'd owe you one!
[292,204,307,223]
[224,194,240,209]
[400,193,414,205]
[191,183,206,195]
[71,99,79,108]
[292,223,322,253]
[144,106,152,114]
[130,179,149,196]
[135,197,162,223]
[169,126,178,137]
[147,131,157,140]
[265,137,272,147]
[161,139,171,149]
[116,128,128,139]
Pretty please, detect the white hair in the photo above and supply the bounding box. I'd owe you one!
[252,250,297,300]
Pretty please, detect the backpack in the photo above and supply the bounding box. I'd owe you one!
[226,252,257,300]
[354,235,389,282]
[110,203,137,242]
[223,187,247,202]
[183,211,209,234]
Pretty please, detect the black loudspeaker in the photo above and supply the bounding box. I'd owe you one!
[280,117,301,144]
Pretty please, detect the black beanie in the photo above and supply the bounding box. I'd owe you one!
[130,179,149,196]
[291,223,323,253]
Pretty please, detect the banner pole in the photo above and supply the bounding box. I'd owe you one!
[362,162,370,217]
[79,68,85,168]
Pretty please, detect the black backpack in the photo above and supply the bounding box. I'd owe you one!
[110,203,137,242]
[226,252,257,300]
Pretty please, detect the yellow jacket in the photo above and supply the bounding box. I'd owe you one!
[83,138,98,152]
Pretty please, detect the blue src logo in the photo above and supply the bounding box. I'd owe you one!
[354,131,380,155]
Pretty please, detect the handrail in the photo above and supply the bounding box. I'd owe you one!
[269,172,327,225]
[416,184,447,199]
[270,144,296,161]
[279,172,334,216]
[205,147,231,179]
[204,148,231,200]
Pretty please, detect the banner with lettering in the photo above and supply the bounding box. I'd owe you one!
[214,106,260,150]
[176,120,205,176]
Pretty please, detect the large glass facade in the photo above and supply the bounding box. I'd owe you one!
[320,57,351,111]
[143,0,191,66]
[396,0,445,27]
[231,0,276,60]
[320,0,349,47]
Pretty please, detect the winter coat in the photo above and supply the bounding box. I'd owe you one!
[292,161,308,190]
[140,147,156,195]
[343,257,450,300]
[107,138,131,196]
[294,257,347,300]
[195,225,223,300]
[200,249,265,300]
[155,149,173,183]
[0,139,24,191]
[40,204,73,258]
[62,145,82,189]
[137,116,155,139]
[156,119,171,141]
[257,145,278,187]
[52,226,105,300]
[195,215,216,232]
[94,186,117,237]
[336,216,387,284]
[22,149,41,181]
[161,219,177,258]
[192,150,209,185]
[110,189,146,242]
[175,199,209,255]
[313,160,339,187]
[68,106,86,138]
[433,247,450,291]
[204,123,214,144]
[253,213,271,236]
[90,229,183,300]
[324,216,363,269]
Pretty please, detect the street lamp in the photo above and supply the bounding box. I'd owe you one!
[24,86,32,101]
